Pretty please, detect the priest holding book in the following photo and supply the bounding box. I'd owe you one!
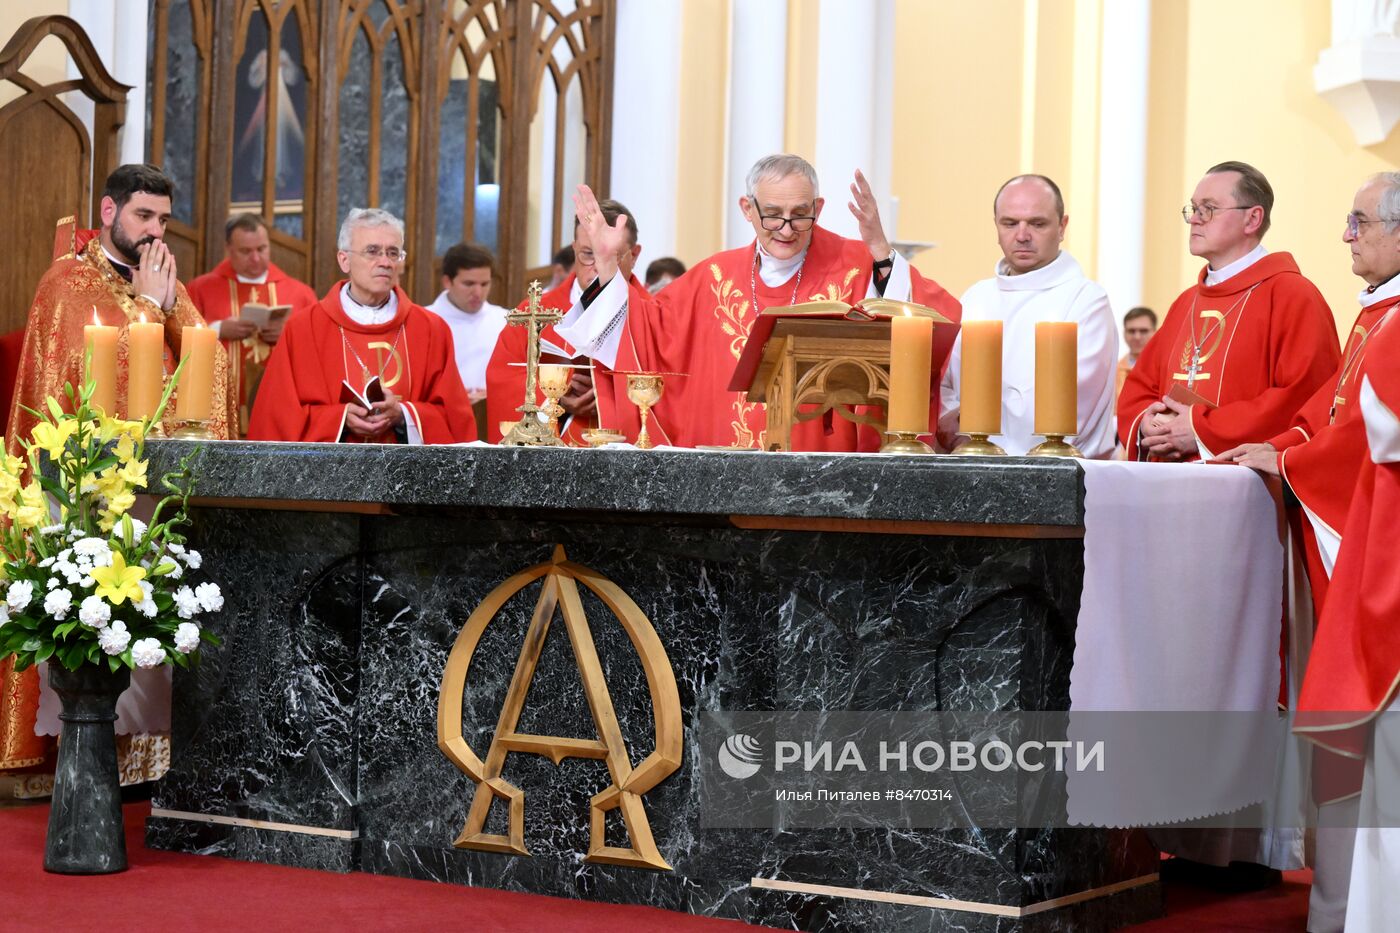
[187,213,319,435]
[557,154,961,450]
[247,208,476,444]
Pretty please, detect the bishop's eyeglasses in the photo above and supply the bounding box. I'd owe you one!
[758,213,816,232]
[1181,204,1253,223]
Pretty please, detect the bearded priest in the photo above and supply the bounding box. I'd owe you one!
[555,154,961,450]
[1,162,237,780]
[1118,161,1339,460]
[247,208,476,444]
[186,213,319,435]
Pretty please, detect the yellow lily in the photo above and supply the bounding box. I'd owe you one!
[14,480,47,530]
[31,420,76,459]
[118,457,147,489]
[91,550,146,605]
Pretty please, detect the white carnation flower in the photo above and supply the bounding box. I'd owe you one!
[78,594,111,629]
[80,575,95,589]
[89,550,113,568]
[38,556,55,568]
[134,580,158,618]
[72,537,110,559]
[131,637,166,668]
[194,582,223,613]
[182,550,203,570]
[166,543,186,555]
[43,588,73,620]
[7,580,34,611]
[39,524,65,536]
[160,560,183,580]
[173,622,201,654]
[98,620,130,655]
[0,604,9,628]
[45,577,59,590]
[173,585,201,619]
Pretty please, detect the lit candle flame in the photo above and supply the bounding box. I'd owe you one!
[90,306,100,326]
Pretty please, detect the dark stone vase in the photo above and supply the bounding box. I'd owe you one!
[44,663,130,874]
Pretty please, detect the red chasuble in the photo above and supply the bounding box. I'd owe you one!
[187,260,319,436]
[1272,298,1400,593]
[605,225,961,450]
[1297,321,1400,756]
[1117,253,1340,460]
[247,282,477,443]
[483,274,656,445]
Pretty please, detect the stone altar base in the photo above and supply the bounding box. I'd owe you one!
[142,442,1160,931]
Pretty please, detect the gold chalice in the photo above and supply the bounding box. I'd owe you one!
[625,374,664,450]
[537,364,572,440]
[498,419,520,442]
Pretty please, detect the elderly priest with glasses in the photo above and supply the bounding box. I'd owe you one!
[558,154,961,450]
[248,208,477,444]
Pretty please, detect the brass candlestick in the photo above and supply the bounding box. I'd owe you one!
[626,374,664,449]
[955,433,1007,456]
[1026,434,1083,458]
[501,281,564,447]
[880,431,934,454]
[172,419,214,440]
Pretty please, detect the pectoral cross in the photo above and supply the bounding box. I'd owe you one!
[248,286,261,304]
[1173,348,1207,388]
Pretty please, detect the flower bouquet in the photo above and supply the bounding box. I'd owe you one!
[0,369,220,874]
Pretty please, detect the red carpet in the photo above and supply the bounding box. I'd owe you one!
[0,801,1312,931]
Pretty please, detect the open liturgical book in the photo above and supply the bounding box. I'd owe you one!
[727,297,958,393]
[340,374,386,410]
[239,302,292,331]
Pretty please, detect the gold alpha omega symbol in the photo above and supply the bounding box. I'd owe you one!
[436,545,683,870]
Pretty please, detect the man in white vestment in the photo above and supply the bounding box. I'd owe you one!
[938,174,1117,456]
[423,242,509,398]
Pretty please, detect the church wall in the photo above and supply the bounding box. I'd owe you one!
[1149,0,1400,337]
[890,0,1031,300]
[0,2,72,107]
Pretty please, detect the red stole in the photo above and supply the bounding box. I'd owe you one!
[1118,253,1340,459]
[608,225,961,450]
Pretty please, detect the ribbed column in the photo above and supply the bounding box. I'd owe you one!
[1095,0,1150,332]
[724,0,787,249]
[813,0,894,241]
[610,0,683,259]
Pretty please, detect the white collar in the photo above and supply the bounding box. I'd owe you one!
[1204,243,1268,286]
[1360,272,1400,308]
[570,278,583,305]
[755,240,808,288]
[101,244,134,271]
[994,250,1082,291]
[340,283,398,325]
[236,270,269,285]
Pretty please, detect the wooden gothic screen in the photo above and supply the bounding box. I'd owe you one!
[0,17,130,335]
[145,0,614,302]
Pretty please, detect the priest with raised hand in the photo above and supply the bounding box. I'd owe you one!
[938,174,1117,457]
[557,154,961,450]
[1118,161,1339,461]
[483,199,657,445]
[248,208,476,444]
[186,213,319,435]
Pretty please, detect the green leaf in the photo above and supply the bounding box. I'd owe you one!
[52,620,78,639]
[33,642,54,663]
[45,397,63,421]
[107,654,121,673]
[19,638,41,653]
